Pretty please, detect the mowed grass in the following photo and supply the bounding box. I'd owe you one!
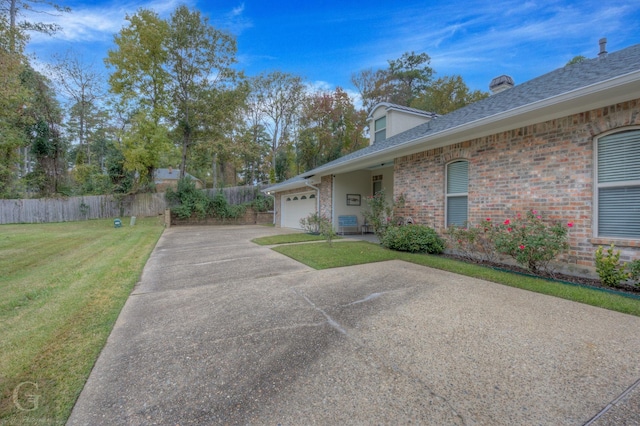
[251,232,341,245]
[271,240,640,317]
[0,218,164,425]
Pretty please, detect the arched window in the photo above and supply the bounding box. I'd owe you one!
[446,160,469,227]
[596,129,640,238]
[309,194,316,199]
[301,195,307,199]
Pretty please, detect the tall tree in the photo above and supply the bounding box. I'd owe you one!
[350,68,391,112]
[0,15,30,197]
[106,6,240,189]
[49,52,103,164]
[297,87,367,171]
[353,51,487,115]
[166,5,238,178]
[1,0,70,52]
[386,51,433,106]
[412,75,488,115]
[105,9,172,189]
[352,51,433,109]
[106,9,171,123]
[250,71,305,181]
[21,65,66,196]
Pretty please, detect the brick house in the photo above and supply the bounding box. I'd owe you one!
[265,41,640,275]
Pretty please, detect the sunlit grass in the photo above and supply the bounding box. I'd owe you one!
[0,218,164,425]
[252,232,341,245]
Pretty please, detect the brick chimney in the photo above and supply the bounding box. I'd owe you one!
[169,166,173,174]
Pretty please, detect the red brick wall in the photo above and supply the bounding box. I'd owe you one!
[394,99,640,271]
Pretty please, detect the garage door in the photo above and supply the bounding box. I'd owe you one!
[281,192,316,229]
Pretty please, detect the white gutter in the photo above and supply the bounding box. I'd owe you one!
[265,69,640,193]
[304,179,320,214]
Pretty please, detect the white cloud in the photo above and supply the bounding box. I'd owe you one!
[26,0,193,44]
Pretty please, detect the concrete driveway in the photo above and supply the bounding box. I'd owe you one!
[68,225,640,425]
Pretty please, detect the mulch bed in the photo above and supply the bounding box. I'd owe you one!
[442,254,640,296]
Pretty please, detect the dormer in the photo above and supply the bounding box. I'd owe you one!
[367,102,437,145]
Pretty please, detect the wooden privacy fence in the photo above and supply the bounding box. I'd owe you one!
[0,185,266,224]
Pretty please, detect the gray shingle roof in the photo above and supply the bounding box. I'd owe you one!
[154,168,200,182]
[267,43,640,193]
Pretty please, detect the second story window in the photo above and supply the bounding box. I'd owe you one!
[374,116,386,143]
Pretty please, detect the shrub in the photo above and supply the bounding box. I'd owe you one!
[492,211,570,273]
[595,244,629,287]
[362,190,405,239]
[627,259,640,288]
[382,225,445,254]
[300,213,336,245]
[445,220,499,263]
[300,212,323,234]
[251,194,274,212]
[166,178,210,219]
[166,178,248,220]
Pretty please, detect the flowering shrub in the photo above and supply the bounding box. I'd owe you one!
[382,224,445,254]
[446,219,500,263]
[362,190,405,239]
[492,210,570,273]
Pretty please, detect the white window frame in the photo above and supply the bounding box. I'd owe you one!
[374,116,386,143]
[594,127,640,239]
[445,160,469,228]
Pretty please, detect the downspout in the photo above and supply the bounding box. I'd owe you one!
[331,175,336,227]
[265,191,276,225]
[304,180,320,215]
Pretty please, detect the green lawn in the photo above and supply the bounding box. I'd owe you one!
[251,232,336,245]
[270,239,640,317]
[0,218,164,425]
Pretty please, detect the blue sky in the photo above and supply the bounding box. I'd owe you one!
[25,0,640,103]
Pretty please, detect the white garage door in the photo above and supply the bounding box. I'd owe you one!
[281,192,316,229]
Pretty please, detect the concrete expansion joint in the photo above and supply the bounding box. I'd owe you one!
[583,377,640,425]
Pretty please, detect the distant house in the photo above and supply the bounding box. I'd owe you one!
[154,167,204,191]
[265,40,640,275]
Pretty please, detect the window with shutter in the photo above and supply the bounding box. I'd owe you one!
[596,129,640,238]
[446,160,469,227]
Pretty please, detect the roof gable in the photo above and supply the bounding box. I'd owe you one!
[266,43,640,193]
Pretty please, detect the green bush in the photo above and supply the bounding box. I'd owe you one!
[166,178,248,220]
[251,194,274,212]
[382,225,445,254]
[627,259,640,288]
[166,178,210,219]
[595,244,630,287]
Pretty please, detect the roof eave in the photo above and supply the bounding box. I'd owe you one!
[318,70,640,175]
